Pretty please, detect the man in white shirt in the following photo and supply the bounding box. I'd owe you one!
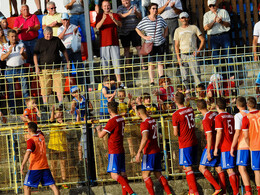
[1,29,29,114]
[151,0,182,53]
[253,7,260,62]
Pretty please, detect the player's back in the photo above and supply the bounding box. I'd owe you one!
[215,112,234,152]
[172,107,198,148]
[141,117,160,154]
[245,110,260,151]
[28,132,49,170]
[104,115,125,154]
[202,111,217,149]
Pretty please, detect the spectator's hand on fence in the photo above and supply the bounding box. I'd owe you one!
[35,66,40,75]
[135,152,141,163]
[193,50,199,57]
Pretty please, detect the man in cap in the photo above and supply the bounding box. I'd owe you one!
[253,6,260,62]
[174,12,204,91]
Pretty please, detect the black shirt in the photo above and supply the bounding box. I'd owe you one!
[34,36,66,69]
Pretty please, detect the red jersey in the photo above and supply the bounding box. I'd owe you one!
[241,110,260,151]
[96,13,120,47]
[27,131,49,170]
[157,86,174,102]
[202,111,218,149]
[23,108,37,125]
[103,115,125,154]
[215,112,235,152]
[172,107,198,148]
[140,117,160,154]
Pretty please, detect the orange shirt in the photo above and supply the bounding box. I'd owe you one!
[23,108,37,126]
[242,110,260,151]
[27,132,49,170]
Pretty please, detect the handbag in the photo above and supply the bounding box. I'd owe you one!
[140,18,157,56]
[71,32,81,53]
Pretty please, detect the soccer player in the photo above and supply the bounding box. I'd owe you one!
[135,105,172,195]
[231,97,251,194]
[96,101,137,195]
[21,122,60,195]
[214,97,239,195]
[242,97,260,195]
[197,99,222,195]
[172,92,199,195]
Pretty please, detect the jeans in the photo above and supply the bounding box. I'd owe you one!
[70,14,86,42]
[5,66,29,110]
[131,0,146,17]
[22,39,37,65]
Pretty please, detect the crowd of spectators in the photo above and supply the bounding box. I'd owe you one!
[0,0,259,117]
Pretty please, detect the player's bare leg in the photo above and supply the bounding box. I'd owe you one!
[238,166,251,194]
[78,142,83,161]
[111,172,135,195]
[50,160,57,179]
[24,185,31,195]
[49,184,60,195]
[254,170,260,195]
[60,159,66,181]
[127,137,136,162]
[227,168,239,195]
[142,170,155,195]
[154,171,172,195]
[215,166,226,194]
[184,166,198,195]
[199,165,221,194]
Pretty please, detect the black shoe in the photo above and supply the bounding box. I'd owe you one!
[59,104,64,110]
[150,82,155,86]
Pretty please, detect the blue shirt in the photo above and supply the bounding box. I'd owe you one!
[100,85,116,114]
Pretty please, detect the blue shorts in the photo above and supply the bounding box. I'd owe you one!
[107,154,125,173]
[141,152,162,171]
[24,169,55,188]
[179,145,197,167]
[251,151,260,171]
[200,148,221,167]
[236,150,250,166]
[221,151,236,169]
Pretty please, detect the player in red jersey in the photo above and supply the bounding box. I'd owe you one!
[242,97,260,195]
[214,97,239,195]
[21,122,60,195]
[197,99,222,195]
[135,105,172,195]
[96,101,137,195]
[172,92,199,195]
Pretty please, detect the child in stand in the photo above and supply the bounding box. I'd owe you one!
[48,105,68,189]
[176,84,191,107]
[0,17,9,40]
[141,93,157,115]
[0,111,6,123]
[117,89,131,117]
[20,98,41,126]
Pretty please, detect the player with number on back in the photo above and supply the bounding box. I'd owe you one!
[197,99,222,195]
[95,101,137,195]
[214,97,239,195]
[242,97,260,195]
[135,105,172,195]
[172,92,199,195]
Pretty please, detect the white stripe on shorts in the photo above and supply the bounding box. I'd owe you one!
[24,170,30,184]
[108,154,114,172]
[143,155,147,169]
[180,149,183,164]
[222,153,226,169]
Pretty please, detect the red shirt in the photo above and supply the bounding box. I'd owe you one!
[96,13,120,47]
[172,107,198,149]
[215,112,235,152]
[14,14,40,41]
[23,108,37,125]
[140,117,160,154]
[157,86,174,102]
[241,110,260,151]
[103,115,125,154]
[202,111,217,149]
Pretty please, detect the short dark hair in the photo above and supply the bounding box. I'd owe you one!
[136,105,147,113]
[148,3,158,14]
[196,83,205,90]
[236,96,246,108]
[216,97,226,110]
[118,89,126,94]
[28,122,37,133]
[143,93,150,100]
[197,99,207,110]
[175,92,185,105]
[108,101,118,114]
[25,98,35,105]
[7,29,16,36]
[247,97,257,109]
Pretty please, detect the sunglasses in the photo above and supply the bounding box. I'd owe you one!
[50,7,56,10]
[151,8,158,10]
[209,4,216,8]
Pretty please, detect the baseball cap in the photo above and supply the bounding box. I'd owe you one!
[61,13,70,20]
[70,86,79,93]
[179,12,189,19]
[208,0,216,6]
[210,74,223,83]
[0,16,6,22]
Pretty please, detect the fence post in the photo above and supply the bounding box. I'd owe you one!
[10,128,18,194]
[160,116,169,178]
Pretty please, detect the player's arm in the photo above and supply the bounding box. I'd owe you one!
[243,130,249,147]
[96,125,108,138]
[214,129,222,156]
[136,131,149,163]
[242,116,250,146]
[21,150,31,175]
[173,126,179,137]
[206,132,213,161]
[230,129,240,157]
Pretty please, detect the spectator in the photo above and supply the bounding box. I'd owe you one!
[0,25,7,99]
[42,1,62,36]
[203,0,232,76]
[117,0,142,66]
[151,0,182,53]
[0,16,10,40]
[253,6,260,62]
[256,72,260,98]
[153,75,174,103]
[1,29,29,115]
[20,98,41,126]
[136,3,168,86]
[57,13,83,84]
[64,0,100,41]
[174,12,204,91]
[0,111,7,123]
[13,4,40,65]
[10,0,19,17]
[21,0,50,15]
[96,0,124,87]
[33,26,70,112]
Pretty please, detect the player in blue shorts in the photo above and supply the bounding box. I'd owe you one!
[21,122,60,195]
[135,105,172,195]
